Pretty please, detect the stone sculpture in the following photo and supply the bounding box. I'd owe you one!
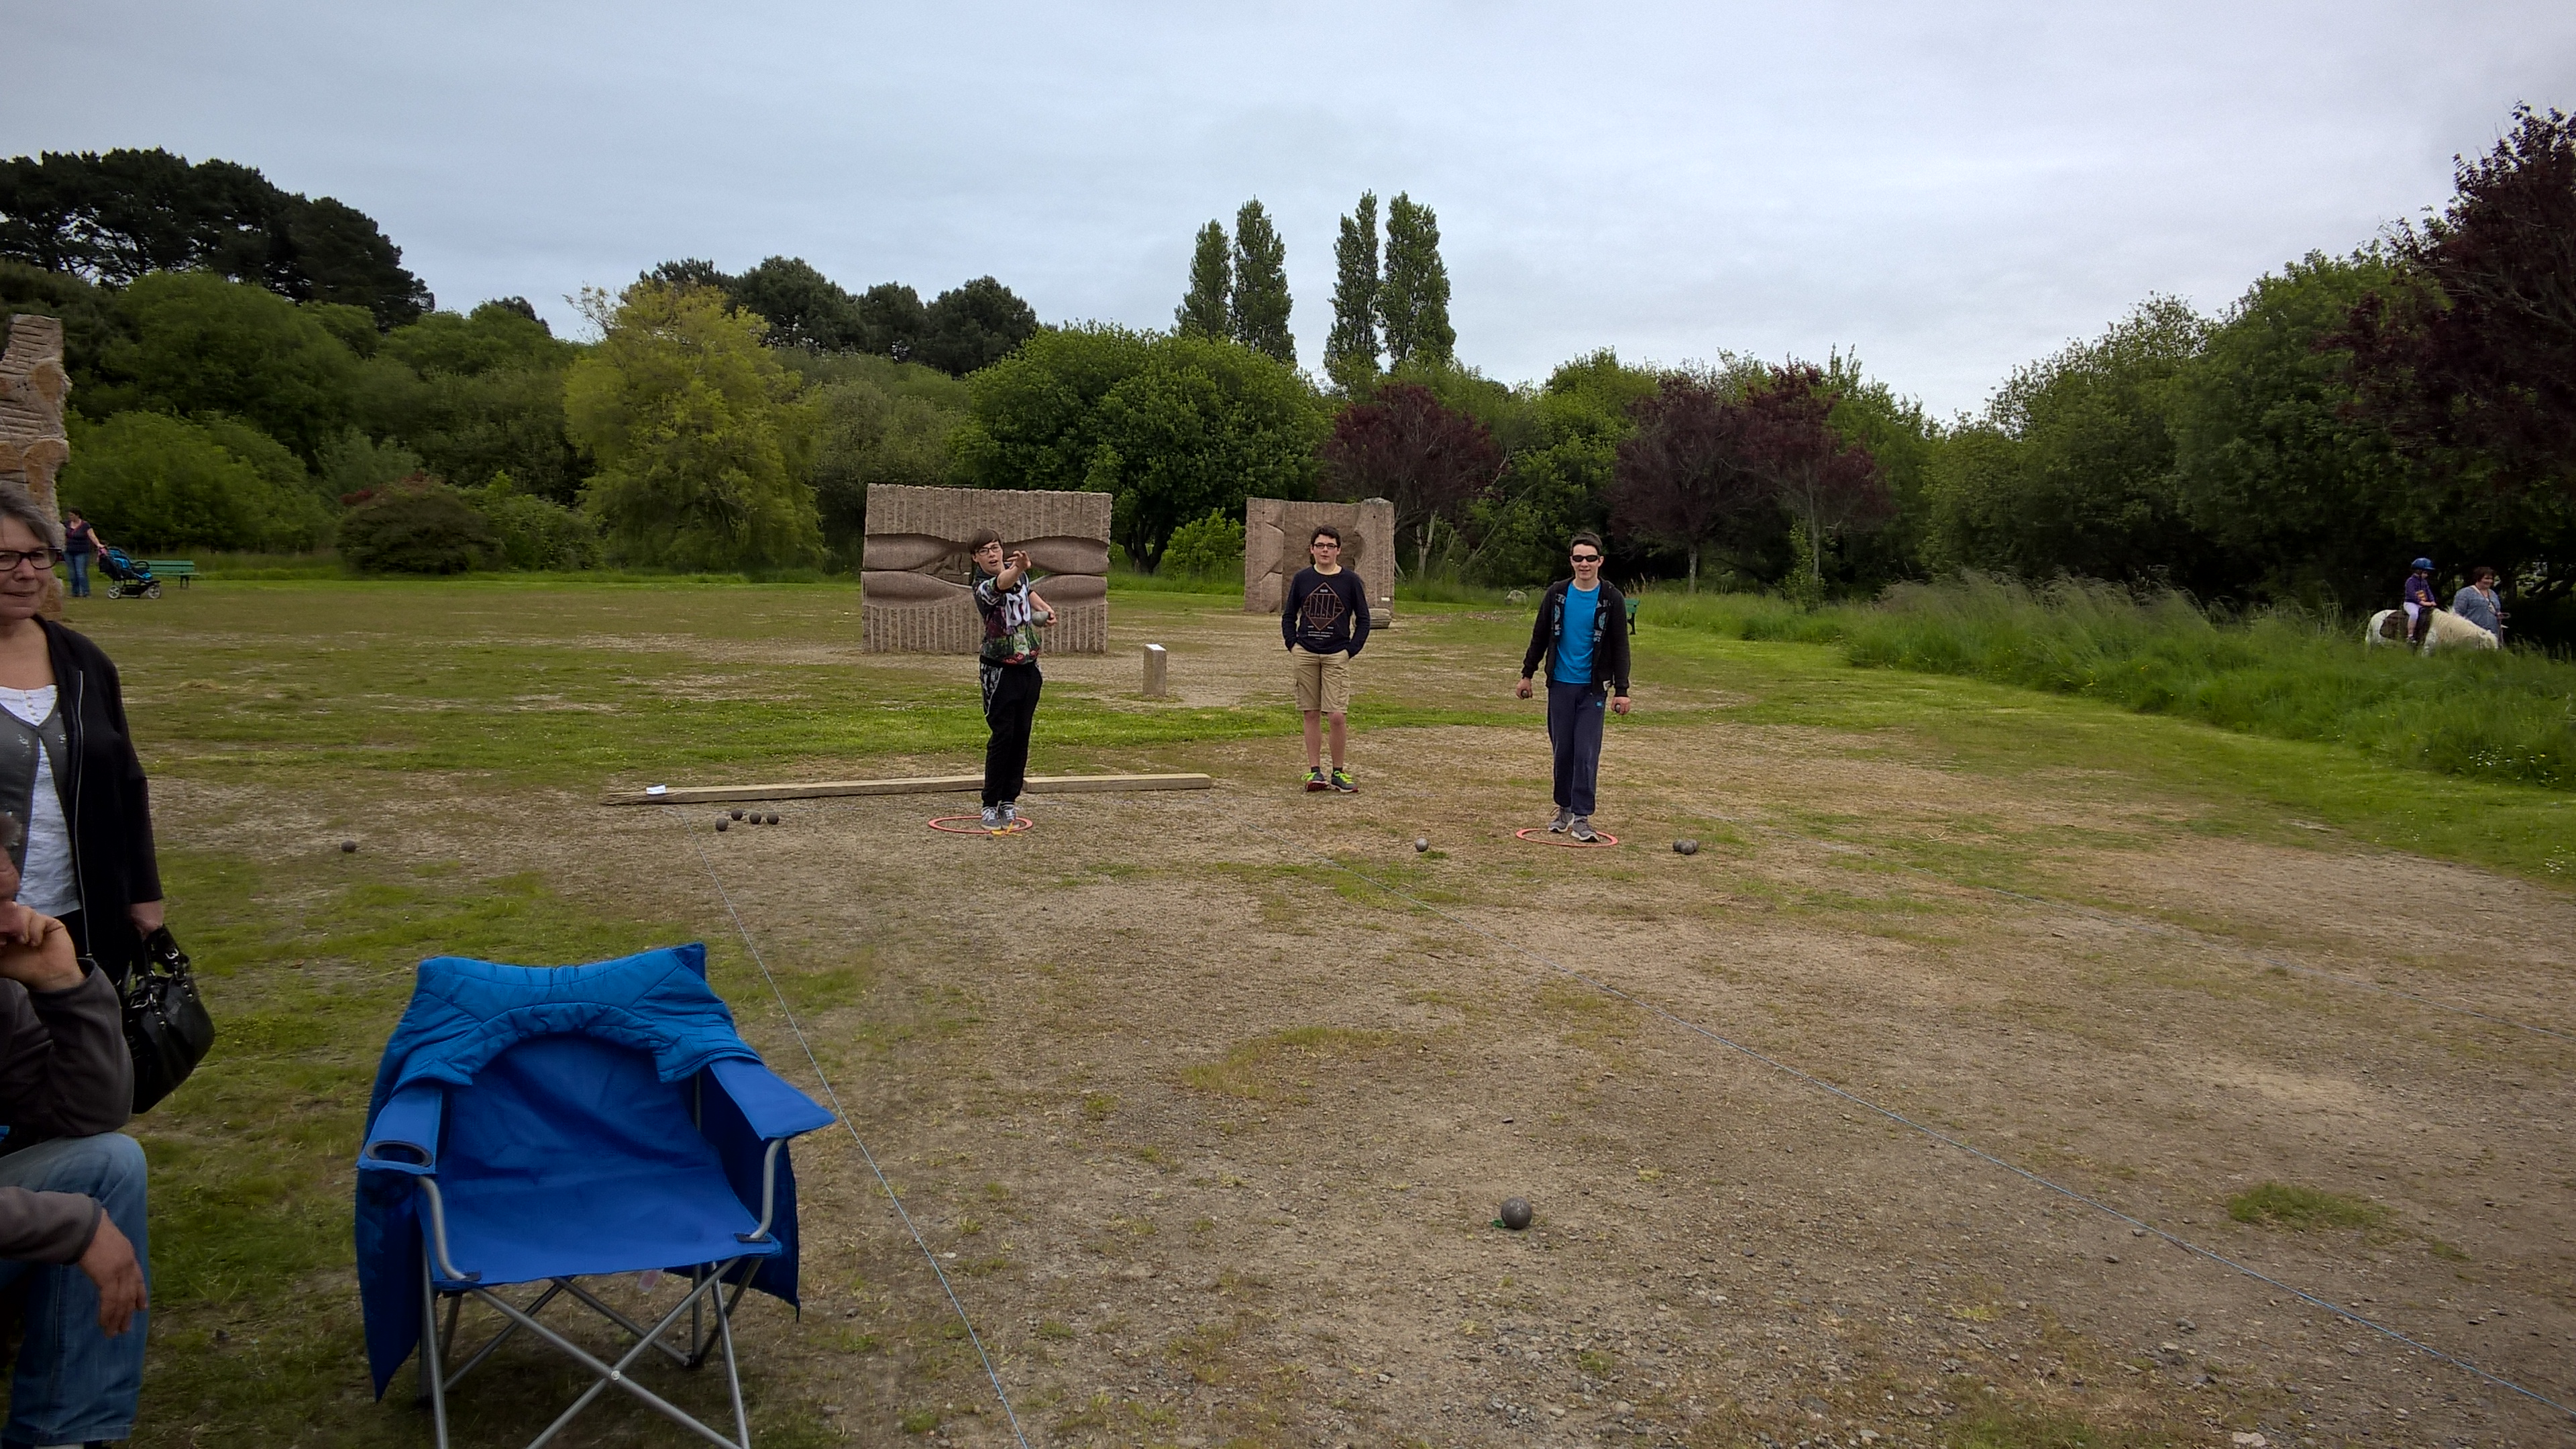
[0,315,70,514]
[0,315,71,616]
[1243,497,1395,628]
[862,485,1112,653]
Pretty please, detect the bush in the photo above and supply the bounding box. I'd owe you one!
[337,485,498,574]
[1158,511,1245,579]
[463,476,597,570]
[60,411,327,551]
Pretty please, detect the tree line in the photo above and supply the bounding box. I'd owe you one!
[1,111,2567,645]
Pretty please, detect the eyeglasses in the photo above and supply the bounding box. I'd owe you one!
[0,549,63,572]
[1312,541,1340,549]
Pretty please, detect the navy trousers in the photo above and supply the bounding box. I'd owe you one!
[1546,681,1607,817]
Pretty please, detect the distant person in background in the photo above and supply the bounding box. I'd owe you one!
[1283,525,1370,793]
[2451,566,2504,641]
[58,511,101,601]
[969,529,1052,831]
[0,484,167,989]
[2402,558,2438,649]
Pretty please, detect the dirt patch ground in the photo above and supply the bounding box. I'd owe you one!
[109,589,2576,1448]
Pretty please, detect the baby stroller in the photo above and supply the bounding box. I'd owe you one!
[98,548,162,600]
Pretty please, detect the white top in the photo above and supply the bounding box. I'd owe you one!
[0,685,79,916]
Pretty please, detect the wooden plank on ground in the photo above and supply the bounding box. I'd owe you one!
[600,772,1214,806]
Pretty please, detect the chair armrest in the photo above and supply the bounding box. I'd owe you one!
[709,1058,835,1140]
[360,1084,443,1175]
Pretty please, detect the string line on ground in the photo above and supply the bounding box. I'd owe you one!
[665,807,1034,1449]
[1228,811,2575,1423]
[1692,809,2571,1044]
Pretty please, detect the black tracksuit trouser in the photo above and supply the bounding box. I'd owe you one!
[980,661,1042,806]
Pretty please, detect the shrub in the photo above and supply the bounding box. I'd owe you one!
[1159,511,1245,579]
[464,476,597,570]
[337,484,498,574]
[60,411,326,551]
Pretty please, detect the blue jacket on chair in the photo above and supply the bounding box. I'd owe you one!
[353,943,833,1397]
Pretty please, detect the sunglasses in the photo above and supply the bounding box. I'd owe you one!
[1570,553,1601,564]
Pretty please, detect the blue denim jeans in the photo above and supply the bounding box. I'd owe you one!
[0,1134,150,1444]
[1546,680,1607,818]
[64,553,89,598]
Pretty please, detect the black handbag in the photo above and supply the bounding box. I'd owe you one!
[121,926,214,1114]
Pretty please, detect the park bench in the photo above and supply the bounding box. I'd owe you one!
[144,559,197,588]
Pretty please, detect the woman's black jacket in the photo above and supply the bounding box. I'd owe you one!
[39,621,160,973]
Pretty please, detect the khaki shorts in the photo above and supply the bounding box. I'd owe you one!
[1290,646,1351,715]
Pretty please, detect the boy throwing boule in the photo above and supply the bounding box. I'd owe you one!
[1283,524,1371,792]
[1516,532,1630,841]
[971,530,1053,829]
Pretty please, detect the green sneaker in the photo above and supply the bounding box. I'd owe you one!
[1330,767,1358,794]
[1304,767,1329,792]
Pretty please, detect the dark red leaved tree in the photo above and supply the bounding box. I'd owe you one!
[1608,373,1766,590]
[2344,105,2576,501]
[1319,382,1501,578]
[1741,364,1890,587]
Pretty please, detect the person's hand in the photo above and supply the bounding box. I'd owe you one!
[1612,694,1631,716]
[0,914,79,992]
[1007,550,1032,574]
[0,900,44,948]
[1515,676,1533,700]
[78,1214,147,1336]
[129,899,164,935]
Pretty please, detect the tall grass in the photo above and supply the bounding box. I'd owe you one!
[1639,576,2576,791]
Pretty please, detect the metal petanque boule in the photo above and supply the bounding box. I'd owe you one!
[1674,839,1699,856]
[340,841,358,853]
[716,819,729,832]
[1497,1197,1533,1231]
[1414,837,1430,853]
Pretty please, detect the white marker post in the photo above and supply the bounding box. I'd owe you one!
[1142,643,1169,698]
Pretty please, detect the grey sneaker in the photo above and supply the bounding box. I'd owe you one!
[1548,806,1574,834]
[979,804,1004,830]
[999,801,1018,824]
[1570,816,1598,843]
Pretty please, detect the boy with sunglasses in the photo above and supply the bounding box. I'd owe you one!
[1516,533,1631,841]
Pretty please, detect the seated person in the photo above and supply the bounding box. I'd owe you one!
[0,811,148,1449]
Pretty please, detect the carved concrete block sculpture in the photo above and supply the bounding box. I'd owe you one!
[0,315,70,515]
[862,485,1112,653]
[1244,497,1395,628]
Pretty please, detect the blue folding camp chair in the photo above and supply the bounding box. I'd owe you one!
[354,943,835,1448]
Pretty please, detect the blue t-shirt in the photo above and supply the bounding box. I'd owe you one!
[1554,585,1600,685]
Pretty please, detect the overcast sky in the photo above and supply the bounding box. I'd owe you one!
[11,1,2574,415]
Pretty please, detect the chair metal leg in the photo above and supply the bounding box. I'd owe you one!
[716,1272,751,1448]
[419,1246,451,1448]
[447,1280,570,1388]
[506,1259,753,1449]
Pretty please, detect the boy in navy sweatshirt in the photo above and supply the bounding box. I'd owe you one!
[1282,525,1371,792]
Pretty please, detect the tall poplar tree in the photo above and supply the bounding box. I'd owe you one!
[1379,193,1454,368]
[1175,221,1230,339]
[1227,199,1295,365]
[1325,191,1381,390]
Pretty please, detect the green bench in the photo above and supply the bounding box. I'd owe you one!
[144,559,197,588]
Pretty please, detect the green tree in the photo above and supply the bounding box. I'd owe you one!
[563,282,822,570]
[808,368,965,567]
[337,483,499,574]
[1325,192,1381,391]
[58,411,325,549]
[857,282,926,360]
[1175,221,1230,339]
[1468,351,1654,585]
[1922,297,2212,588]
[2166,251,2408,608]
[97,270,360,461]
[1227,200,1293,365]
[356,300,584,502]
[918,277,1040,376]
[1,148,431,325]
[1379,193,1454,368]
[953,326,1325,569]
[729,256,865,352]
[1159,510,1246,578]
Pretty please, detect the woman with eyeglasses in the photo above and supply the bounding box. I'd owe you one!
[0,485,165,989]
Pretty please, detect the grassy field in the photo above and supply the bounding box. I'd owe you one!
[62,576,2574,1447]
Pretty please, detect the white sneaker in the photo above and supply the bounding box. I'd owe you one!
[1548,806,1574,834]
[979,804,1004,829]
